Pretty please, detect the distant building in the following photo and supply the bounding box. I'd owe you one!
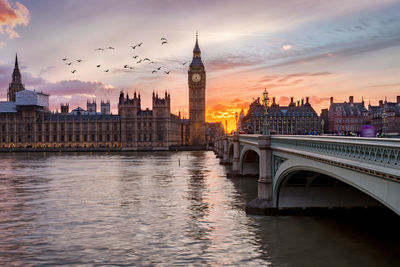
[268,96,320,134]
[368,96,400,135]
[327,96,370,134]
[0,35,212,151]
[206,122,224,147]
[237,109,245,132]
[241,97,265,134]
[241,95,320,135]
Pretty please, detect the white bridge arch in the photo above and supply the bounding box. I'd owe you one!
[215,134,400,215]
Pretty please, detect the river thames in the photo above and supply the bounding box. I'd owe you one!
[0,151,399,266]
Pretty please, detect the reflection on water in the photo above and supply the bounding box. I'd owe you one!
[0,151,399,266]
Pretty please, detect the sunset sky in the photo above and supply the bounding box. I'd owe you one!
[0,0,399,132]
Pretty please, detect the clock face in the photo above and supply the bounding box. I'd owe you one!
[192,73,201,82]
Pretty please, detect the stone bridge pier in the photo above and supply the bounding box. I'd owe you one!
[243,135,277,213]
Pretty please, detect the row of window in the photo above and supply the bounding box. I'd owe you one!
[335,119,365,123]
[1,123,119,132]
[0,134,118,143]
[0,133,165,143]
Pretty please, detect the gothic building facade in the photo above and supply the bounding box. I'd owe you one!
[0,35,211,150]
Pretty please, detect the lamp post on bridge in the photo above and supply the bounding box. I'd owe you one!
[245,88,275,214]
[382,109,387,137]
[262,89,270,136]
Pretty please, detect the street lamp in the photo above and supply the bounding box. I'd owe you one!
[262,88,270,135]
[382,109,387,136]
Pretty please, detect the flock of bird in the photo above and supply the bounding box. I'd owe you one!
[61,37,189,76]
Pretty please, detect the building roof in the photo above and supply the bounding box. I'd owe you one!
[72,107,85,112]
[243,98,319,121]
[385,102,400,116]
[193,32,201,53]
[369,102,400,117]
[329,102,368,116]
[189,57,204,67]
[16,89,49,107]
[268,103,318,117]
[0,102,17,113]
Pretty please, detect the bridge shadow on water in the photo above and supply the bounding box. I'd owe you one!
[226,170,400,267]
[250,210,400,267]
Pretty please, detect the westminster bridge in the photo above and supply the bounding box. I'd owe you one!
[214,134,400,215]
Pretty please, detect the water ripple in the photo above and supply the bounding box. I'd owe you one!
[0,152,399,266]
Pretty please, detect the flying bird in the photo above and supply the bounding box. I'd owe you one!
[161,37,167,41]
[104,69,110,72]
[157,67,161,70]
[136,59,143,64]
[152,70,157,73]
[143,58,150,61]
[149,61,156,64]
[62,58,67,61]
[96,65,101,67]
[132,55,138,59]
[66,62,72,65]
[76,60,83,62]
[161,41,168,45]
[124,65,129,68]
[138,42,143,47]
[131,45,137,49]
[164,71,170,74]
[107,47,115,50]
[95,48,105,51]
[129,67,134,70]
[71,70,76,74]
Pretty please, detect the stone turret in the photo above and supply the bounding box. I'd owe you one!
[7,54,25,102]
[101,100,110,115]
[118,91,141,118]
[152,91,171,118]
[60,103,69,114]
[87,99,97,113]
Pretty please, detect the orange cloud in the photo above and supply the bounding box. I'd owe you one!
[206,99,250,133]
[0,0,29,39]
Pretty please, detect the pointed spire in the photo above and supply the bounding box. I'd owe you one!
[193,31,201,55]
[15,53,19,68]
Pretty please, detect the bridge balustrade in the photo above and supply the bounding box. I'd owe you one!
[269,136,400,170]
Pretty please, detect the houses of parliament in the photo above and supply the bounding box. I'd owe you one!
[0,35,221,151]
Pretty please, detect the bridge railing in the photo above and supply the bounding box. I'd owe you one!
[237,134,262,146]
[269,135,400,170]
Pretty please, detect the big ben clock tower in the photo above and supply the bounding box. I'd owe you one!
[188,32,206,146]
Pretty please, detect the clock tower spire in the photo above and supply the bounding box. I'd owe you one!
[188,32,206,146]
